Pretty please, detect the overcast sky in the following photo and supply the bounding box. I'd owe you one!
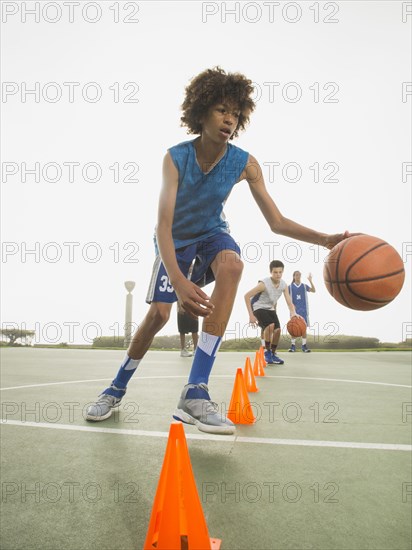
[1,1,411,345]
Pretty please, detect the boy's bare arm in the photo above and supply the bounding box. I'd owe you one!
[156,153,182,285]
[283,287,297,318]
[156,153,213,317]
[243,155,350,249]
[244,282,265,322]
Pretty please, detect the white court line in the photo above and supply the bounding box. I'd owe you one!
[1,374,411,392]
[0,378,121,391]
[1,419,411,452]
[263,376,412,389]
[0,376,185,391]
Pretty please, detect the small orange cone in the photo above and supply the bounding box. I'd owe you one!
[253,351,265,377]
[227,368,256,425]
[243,356,259,392]
[143,422,221,550]
[259,350,266,370]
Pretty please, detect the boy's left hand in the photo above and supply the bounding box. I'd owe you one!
[174,278,214,319]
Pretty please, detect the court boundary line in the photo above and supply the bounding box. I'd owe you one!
[1,374,411,391]
[1,419,411,452]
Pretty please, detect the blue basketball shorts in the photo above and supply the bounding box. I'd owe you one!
[145,232,241,304]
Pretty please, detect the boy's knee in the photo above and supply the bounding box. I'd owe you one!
[218,253,244,280]
[148,304,170,327]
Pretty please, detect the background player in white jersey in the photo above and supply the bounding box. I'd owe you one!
[288,271,316,352]
[245,260,299,365]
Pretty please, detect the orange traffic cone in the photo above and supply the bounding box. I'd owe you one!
[253,351,265,377]
[143,422,221,550]
[227,368,256,425]
[259,346,265,366]
[259,349,266,370]
[243,356,259,392]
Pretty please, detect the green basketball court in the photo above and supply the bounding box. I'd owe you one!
[1,348,411,549]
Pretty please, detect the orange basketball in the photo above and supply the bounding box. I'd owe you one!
[323,235,405,311]
[287,317,307,337]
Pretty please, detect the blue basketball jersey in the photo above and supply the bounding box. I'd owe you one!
[288,282,311,324]
[168,139,249,248]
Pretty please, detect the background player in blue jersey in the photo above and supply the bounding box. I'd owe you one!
[288,271,316,352]
[86,67,351,434]
[244,260,298,365]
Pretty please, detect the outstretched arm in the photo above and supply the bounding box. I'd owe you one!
[283,286,298,318]
[308,273,316,293]
[243,155,350,249]
[156,152,213,318]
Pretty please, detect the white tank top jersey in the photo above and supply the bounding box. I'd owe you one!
[251,278,287,311]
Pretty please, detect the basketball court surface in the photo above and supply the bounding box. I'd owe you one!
[1,348,411,550]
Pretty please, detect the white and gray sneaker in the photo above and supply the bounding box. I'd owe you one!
[173,383,235,435]
[180,349,193,357]
[86,393,122,421]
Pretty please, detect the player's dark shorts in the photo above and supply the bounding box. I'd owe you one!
[146,232,241,304]
[177,312,199,334]
[253,308,281,330]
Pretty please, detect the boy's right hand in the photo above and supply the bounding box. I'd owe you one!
[249,314,259,327]
[174,278,214,318]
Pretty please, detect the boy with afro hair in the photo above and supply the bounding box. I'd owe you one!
[86,67,350,434]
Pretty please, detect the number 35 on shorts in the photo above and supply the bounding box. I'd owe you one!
[158,275,174,293]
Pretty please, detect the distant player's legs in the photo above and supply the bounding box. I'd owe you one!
[293,313,311,353]
[192,332,199,350]
[174,249,243,434]
[86,302,172,421]
[179,331,192,357]
[180,333,186,350]
[300,324,311,352]
[178,311,197,356]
